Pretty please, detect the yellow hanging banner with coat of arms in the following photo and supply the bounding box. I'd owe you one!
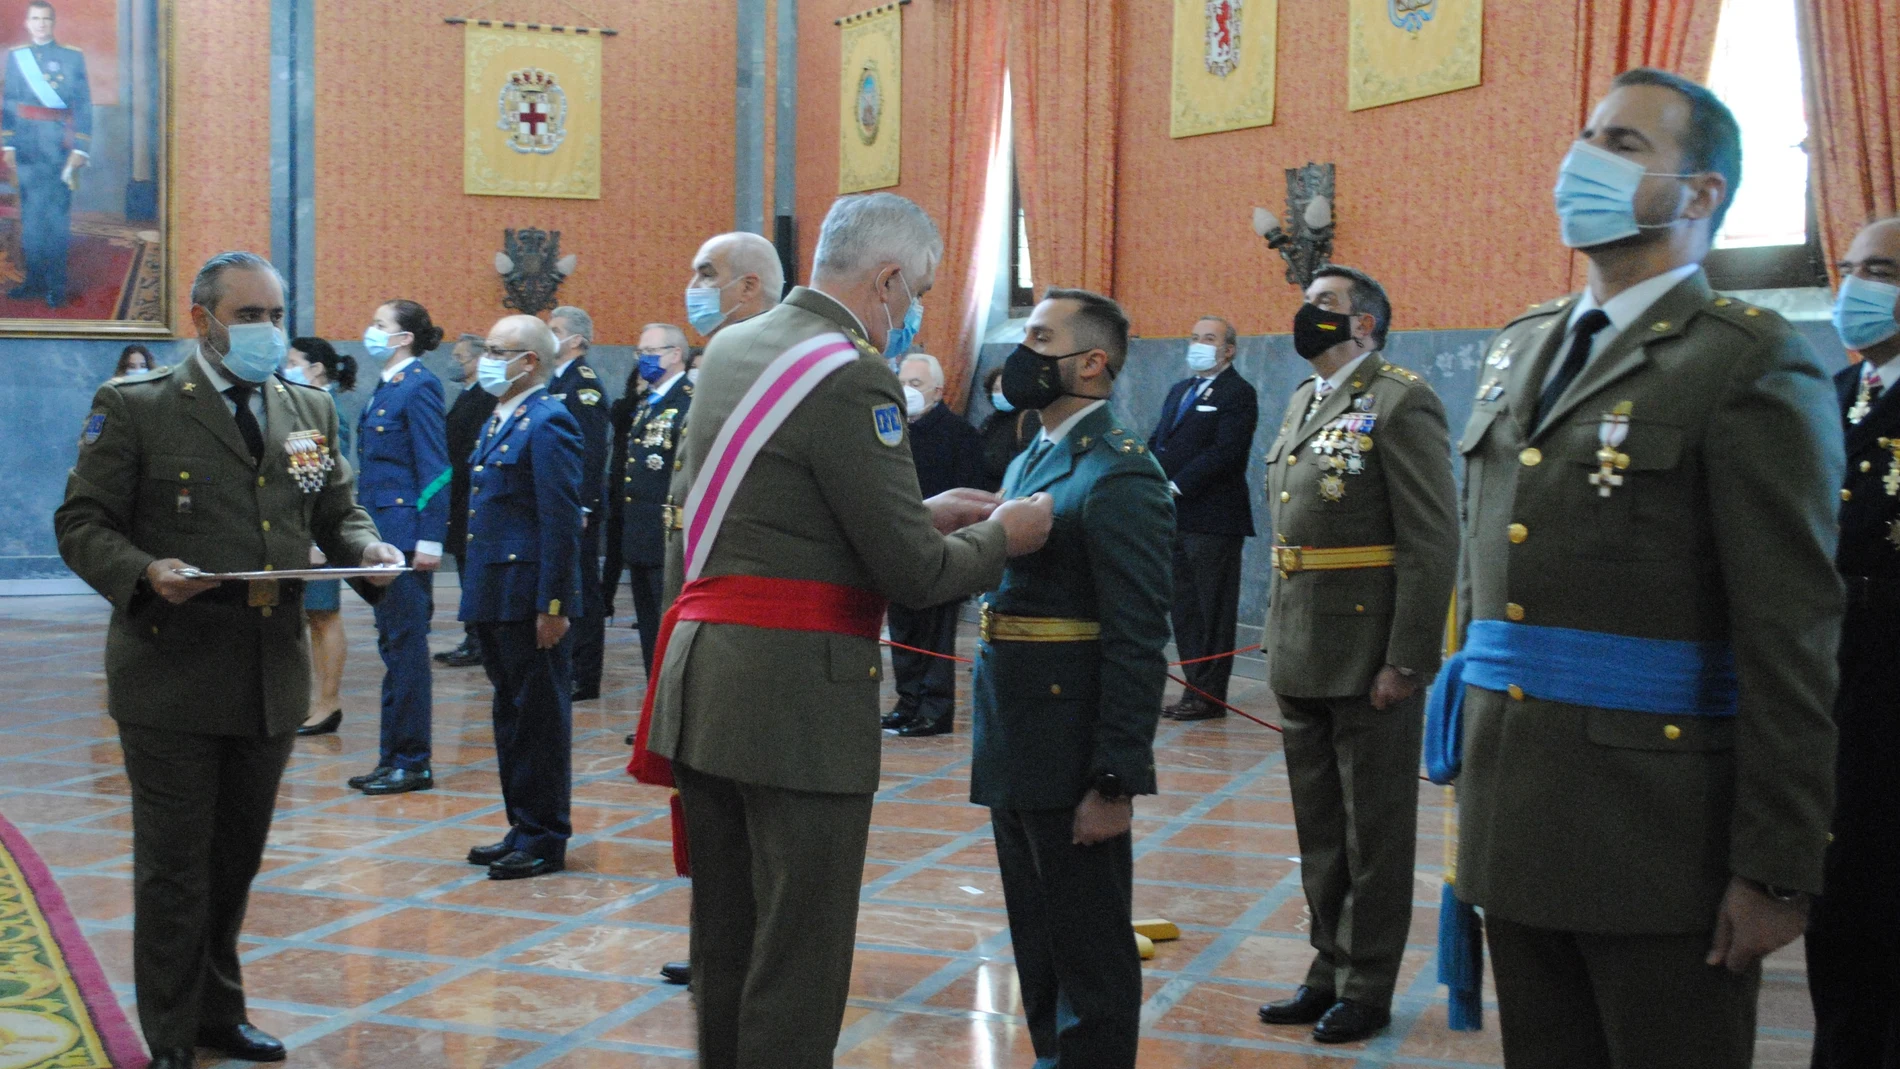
[838,5,901,194]
[1171,0,1278,139]
[1348,0,1483,111]
[464,24,602,199]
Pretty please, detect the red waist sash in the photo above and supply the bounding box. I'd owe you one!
[626,574,888,789]
[18,105,70,123]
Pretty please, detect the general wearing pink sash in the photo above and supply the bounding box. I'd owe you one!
[626,332,883,876]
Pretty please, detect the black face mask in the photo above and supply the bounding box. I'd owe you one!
[1293,302,1358,360]
[1000,344,1092,411]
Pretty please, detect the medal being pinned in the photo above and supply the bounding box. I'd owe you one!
[1591,402,1633,498]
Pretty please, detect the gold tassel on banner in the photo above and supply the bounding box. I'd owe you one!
[834,0,910,27]
[444,0,617,36]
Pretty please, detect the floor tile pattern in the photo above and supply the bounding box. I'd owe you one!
[0,595,1815,1067]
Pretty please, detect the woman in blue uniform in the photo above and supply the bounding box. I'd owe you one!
[287,336,358,736]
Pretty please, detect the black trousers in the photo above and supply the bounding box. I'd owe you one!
[991,807,1140,1069]
[1807,602,1900,1069]
[474,621,573,861]
[675,762,873,1069]
[628,563,664,678]
[571,524,605,692]
[118,722,295,1052]
[452,550,481,651]
[886,599,961,727]
[1169,532,1244,702]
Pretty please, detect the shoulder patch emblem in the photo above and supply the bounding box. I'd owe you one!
[578,388,602,406]
[579,365,598,379]
[872,403,905,447]
[80,412,105,445]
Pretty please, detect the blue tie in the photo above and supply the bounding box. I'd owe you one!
[1172,380,1206,429]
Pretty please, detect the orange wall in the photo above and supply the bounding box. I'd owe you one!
[793,0,1586,345]
[311,1,734,344]
[170,0,273,328]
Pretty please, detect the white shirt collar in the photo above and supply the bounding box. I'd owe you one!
[380,355,417,383]
[553,354,579,380]
[196,348,235,393]
[1318,351,1374,394]
[1569,263,1699,336]
[492,383,545,423]
[649,371,686,402]
[1039,399,1108,445]
[1863,358,1893,386]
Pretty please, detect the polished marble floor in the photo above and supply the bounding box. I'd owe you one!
[0,593,1815,1068]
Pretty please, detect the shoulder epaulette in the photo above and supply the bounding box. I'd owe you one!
[1377,364,1422,384]
[1099,426,1146,456]
[1700,294,1781,337]
[1501,292,1581,331]
[114,365,176,388]
[578,364,597,380]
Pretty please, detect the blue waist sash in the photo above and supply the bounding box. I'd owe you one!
[1424,620,1738,784]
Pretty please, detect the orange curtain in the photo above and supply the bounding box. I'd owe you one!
[1007,0,1118,299]
[1797,0,1900,279]
[931,0,1007,412]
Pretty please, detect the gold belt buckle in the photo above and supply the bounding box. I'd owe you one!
[248,579,280,608]
[1275,545,1303,578]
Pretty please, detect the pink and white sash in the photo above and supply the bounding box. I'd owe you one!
[682,331,861,581]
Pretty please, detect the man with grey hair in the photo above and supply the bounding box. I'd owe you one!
[547,305,610,700]
[436,332,498,667]
[56,250,402,1068]
[884,351,985,737]
[630,192,1052,1067]
[461,313,585,881]
[685,230,785,340]
[619,321,694,678]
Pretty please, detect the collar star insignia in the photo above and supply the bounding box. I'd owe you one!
[1078,435,1091,448]
[181,381,197,394]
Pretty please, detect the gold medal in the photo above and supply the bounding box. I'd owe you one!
[1318,473,1346,502]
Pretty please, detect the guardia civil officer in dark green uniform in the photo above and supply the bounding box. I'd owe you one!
[55,251,403,1069]
[1258,266,1457,1044]
[1435,70,1842,1068]
[973,287,1174,1069]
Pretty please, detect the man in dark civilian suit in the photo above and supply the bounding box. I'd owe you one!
[436,334,497,668]
[1808,216,1900,1069]
[462,315,586,880]
[1149,315,1258,721]
[548,306,610,701]
[884,352,987,737]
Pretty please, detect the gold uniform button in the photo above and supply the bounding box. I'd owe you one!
[1050,684,1062,695]
[1663,724,1682,741]
[500,445,509,452]
[1842,489,1853,502]
[261,606,272,617]
[179,471,190,480]
[261,520,271,531]
[256,475,266,487]
[1279,491,1290,503]
[1520,448,1542,467]
[1507,684,1525,701]
[1861,460,1873,473]
[625,496,632,503]
[1744,307,1762,317]
[1505,602,1526,622]
[474,465,484,472]
[1354,604,1366,613]
[395,497,404,505]
[263,564,274,571]
[1286,454,1298,465]
[507,553,517,561]
[867,666,878,678]
[1508,523,1528,544]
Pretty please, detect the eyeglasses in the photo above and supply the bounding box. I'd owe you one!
[482,346,532,359]
[635,347,680,358]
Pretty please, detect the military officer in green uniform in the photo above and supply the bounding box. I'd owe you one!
[1439,70,1842,1067]
[1257,266,1458,1043]
[55,252,401,1069]
[973,288,1174,1069]
[638,192,1053,1069]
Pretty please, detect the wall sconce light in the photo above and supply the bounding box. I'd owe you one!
[1252,162,1336,289]
[494,228,578,315]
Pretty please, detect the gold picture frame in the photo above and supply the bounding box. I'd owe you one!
[0,0,172,337]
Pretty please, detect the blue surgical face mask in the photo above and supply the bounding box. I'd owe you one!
[1185,342,1219,372]
[476,353,528,397]
[637,353,667,383]
[1553,140,1695,250]
[883,272,923,359]
[1833,274,1900,352]
[282,364,309,386]
[363,326,409,361]
[206,312,287,384]
[685,280,735,336]
[991,389,1014,413]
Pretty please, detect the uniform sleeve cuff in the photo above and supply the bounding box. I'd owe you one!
[414,540,443,557]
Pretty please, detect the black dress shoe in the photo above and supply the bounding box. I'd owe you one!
[346,766,392,789]
[572,685,600,701]
[296,709,342,736]
[148,1050,195,1069]
[196,1021,286,1062]
[1172,698,1226,721]
[358,767,433,795]
[489,850,563,880]
[1258,985,1336,1025]
[625,732,637,746]
[881,704,919,731]
[441,646,484,667]
[1312,999,1391,1044]
[895,718,952,738]
[659,960,690,985]
[467,841,513,866]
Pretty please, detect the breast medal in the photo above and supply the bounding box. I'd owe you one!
[1591,402,1633,498]
[285,430,336,493]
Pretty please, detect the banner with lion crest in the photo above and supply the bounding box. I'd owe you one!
[1171,0,1278,139]
[464,24,602,199]
[838,5,901,194]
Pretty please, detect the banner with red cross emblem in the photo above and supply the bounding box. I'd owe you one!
[463,24,602,200]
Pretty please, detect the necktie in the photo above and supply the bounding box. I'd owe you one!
[1534,308,1613,429]
[1025,436,1053,471]
[1171,380,1206,429]
[224,385,263,462]
[1869,368,1885,405]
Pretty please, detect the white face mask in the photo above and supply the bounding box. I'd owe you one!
[1185,342,1219,373]
[903,385,928,418]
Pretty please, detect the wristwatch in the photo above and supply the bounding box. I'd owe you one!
[1390,665,1418,679]
[1092,772,1125,801]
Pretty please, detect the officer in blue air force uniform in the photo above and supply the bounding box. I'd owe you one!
[973,288,1174,1069]
[2,1,91,307]
[460,315,585,880]
[348,302,451,796]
